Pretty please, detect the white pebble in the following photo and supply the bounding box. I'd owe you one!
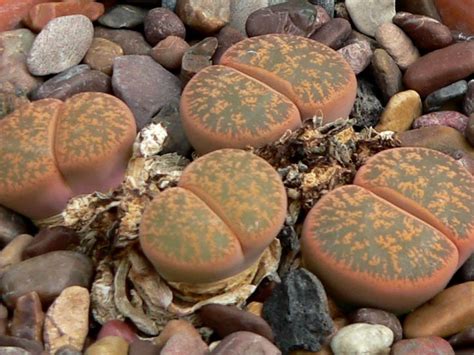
[331,323,394,355]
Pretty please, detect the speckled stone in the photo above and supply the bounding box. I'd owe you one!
[84,37,123,75]
[337,40,372,75]
[345,0,396,37]
[27,15,94,76]
[371,48,404,103]
[424,80,468,112]
[391,336,455,355]
[310,18,352,50]
[376,90,422,132]
[350,79,383,128]
[98,5,147,29]
[464,80,474,115]
[94,27,151,55]
[144,7,186,46]
[413,111,469,133]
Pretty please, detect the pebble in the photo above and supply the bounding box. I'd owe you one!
[391,336,455,354]
[0,347,31,355]
[181,37,218,83]
[44,286,90,354]
[27,15,93,76]
[346,30,381,52]
[23,227,80,259]
[151,36,189,71]
[154,320,201,349]
[350,79,383,128]
[112,55,181,130]
[129,339,161,355]
[54,345,83,355]
[345,0,396,37]
[0,250,93,307]
[176,0,230,34]
[160,332,208,355]
[211,331,281,355]
[97,320,137,344]
[310,18,352,50]
[262,268,334,353]
[30,64,89,98]
[467,114,474,146]
[464,80,474,115]
[435,0,474,35]
[84,38,123,75]
[375,90,422,132]
[424,80,468,112]
[246,1,328,37]
[151,102,193,157]
[0,335,43,354]
[11,291,44,342]
[460,253,474,281]
[0,234,33,273]
[403,281,474,338]
[0,0,50,32]
[413,111,469,133]
[371,48,404,103]
[94,27,151,55]
[98,4,147,29]
[337,40,372,75]
[213,25,245,64]
[348,308,403,341]
[309,0,334,17]
[85,336,128,355]
[24,0,104,32]
[449,325,474,349]
[330,323,393,355]
[229,0,283,34]
[393,12,453,51]
[375,23,420,71]
[403,41,474,97]
[144,7,186,46]
[0,206,33,247]
[199,303,274,341]
[397,0,441,21]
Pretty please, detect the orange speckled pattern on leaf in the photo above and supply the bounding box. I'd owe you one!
[139,149,287,284]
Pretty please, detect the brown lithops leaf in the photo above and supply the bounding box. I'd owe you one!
[180,65,301,154]
[54,92,137,195]
[354,147,474,266]
[0,99,73,219]
[219,34,357,122]
[301,185,458,313]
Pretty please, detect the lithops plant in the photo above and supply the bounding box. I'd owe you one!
[181,34,357,155]
[301,147,474,313]
[0,92,136,220]
[139,149,287,284]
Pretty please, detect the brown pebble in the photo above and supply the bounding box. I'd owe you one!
[22,227,80,259]
[213,25,245,64]
[144,7,186,46]
[151,36,189,71]
[0,234,33,273]
[84,38,123,75]
[180,37,218,83]
[160,332,208,355]
[11,291,44,342]
[337,39,372,75]
[310,18,352,50]
[153,319,201,349]
[371,48,404,103]
[128,339,161,355]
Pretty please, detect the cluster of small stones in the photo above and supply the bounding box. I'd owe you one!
[0,0,473,354]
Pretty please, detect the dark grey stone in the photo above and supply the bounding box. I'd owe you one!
[94,27,151,55]
[424,80,468,112]
[262,268,334,353]
[350,79,383,128]
[98,5,148,29]
[309,0,334,17]
[464,80,474,116]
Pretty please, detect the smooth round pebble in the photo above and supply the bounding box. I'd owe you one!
[94,27,151,55]
[98,5,147,29]
[85,336,128,355]
[375,90,422,132]
[345,0,395,37]
[27,15,93,76]
[412,111,469,133]
[424,80,468,112]
[150,36,189,70]
[348,308,402,341]
[144,7,186,46]
[211,331,280,355]
[330,323,394,355]
[391,336,455,355]
[310,18,352,50]
[97,320,137,344]
[22,227,80,259]
[84,37,123,75]
[371,48,404,103]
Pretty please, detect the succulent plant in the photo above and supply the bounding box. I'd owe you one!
[139,149,287,284]
[0,92,136,220]
[180,34,357,154]
[301,147,474,313]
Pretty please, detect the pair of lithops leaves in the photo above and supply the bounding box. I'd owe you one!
[181,34,357,154]
[302,147,474,313]
[0,92,136,220]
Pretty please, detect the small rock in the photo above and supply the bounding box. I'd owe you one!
[449,325,474,349]
[466,114,474,146]
[27,15,94,76]
[345,0,396,37]
[346,30,381,51]
[460,253,474,282]
[371,48,404,103]
[144,8,186,46]
[211,331,281,355]
[160,332,208,355]
[30,64,89,99]
[213,25,246,64]
[464,80,474,116]
[350,79,383,128]
[97,320,137,344]
[424,80,468,112]
[392,336,454,354]
[153,319,201,349]
[84,38,123,75]
[181,37,218,83]
[337,40,372,75]
[330,323,393,355]
[177,0,230,34]
[397,0,441,21]
[94,27,151,55]
[151,36,189,71]
[199,304,274,341]
[44,286,90,354]
[0,0,51,32]
[412,111,469,133]
[0,347,30,355]
[129,339,161,355]
[54,345,83,355]
[403,282,474,338]
[0,234,33,273]
[0,206,33,248]
[393,12,453,51]
[348,308,402,341]
[85,336,128,355]
[375,23,419,71]
[0,335,43,354]
[22,227,80,260]
[262,268,334,353]
[309,0,334,17]
[229,0,277,34]
[403,41,474,97]
[0,250,93,307]
[11,292,44,342]
[98,5,147,29]
[246,1,328,37]
[112,55,181,130]
[310,18,352,50]
[375,90,422,132]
